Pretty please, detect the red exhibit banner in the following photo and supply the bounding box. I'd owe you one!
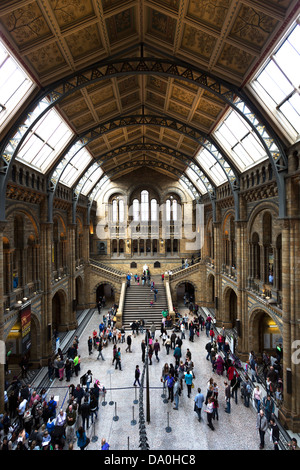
[20,303,31,354]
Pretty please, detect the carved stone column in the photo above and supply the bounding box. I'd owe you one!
[0,221,7,413]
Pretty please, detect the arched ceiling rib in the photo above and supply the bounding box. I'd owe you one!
[0,0,298,222]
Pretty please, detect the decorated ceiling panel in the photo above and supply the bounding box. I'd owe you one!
[0,0,298,199]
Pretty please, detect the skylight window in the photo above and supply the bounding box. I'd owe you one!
[196,148,227,186]
[0,40,35,130]
[16,105,73,172]
[214,109,267,172]
[251,20,300,140]
[60,147,93,187]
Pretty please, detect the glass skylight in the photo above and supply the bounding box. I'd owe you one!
[195,148,228,186]
[77,163,103,196]
[214,109,268,172]
[16,105,73,172]
[251,20,300,140]
[59,146,93,187]
[0,40,35,131]
[185,167,207,194]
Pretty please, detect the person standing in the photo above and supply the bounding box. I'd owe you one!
[88,336,93,355]
[76,426,90,451]
[185,370,193,398]
[224,381,231,413]
[269,417,280,450]
[194,388,204,421]
[133,365,141,387]
[166,373,175,402]
[173,377,180,410]
[256,409,268,449]
[141,339,146,363]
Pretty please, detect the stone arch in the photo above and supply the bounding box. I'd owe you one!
[174,280,197,307]
[207,272,215,304]
[248,307,283,357]
[93,280,118,305]
[75,275,84,307]
[222,285,238,328]
[51,288,68,333]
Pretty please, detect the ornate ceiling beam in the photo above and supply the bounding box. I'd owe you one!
[0,52,287,220]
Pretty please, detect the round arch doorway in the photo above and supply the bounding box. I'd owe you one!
[52,290,66,333]
[96,283,115,308]
[250,309,282,360]
[176,282,195,308]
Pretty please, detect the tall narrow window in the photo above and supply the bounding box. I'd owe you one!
[166,199,171,221]
[141,190,149,221]
[119,199,124,223]
[151,199,157,221]
[112,199,118,223]
[172,199,178,221]
[133,199,139,222]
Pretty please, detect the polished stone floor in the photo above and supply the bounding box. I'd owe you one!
[49,306,274,451]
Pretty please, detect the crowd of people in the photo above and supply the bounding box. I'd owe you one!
[1,294,297,451]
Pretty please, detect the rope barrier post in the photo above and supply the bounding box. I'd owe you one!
[91,418,98,443]
[161,379,166,398]
[107,369,114,405]
[133,385,138,404]
[165,411,172,433]
[131,405,137,426]
[113,401,119,421]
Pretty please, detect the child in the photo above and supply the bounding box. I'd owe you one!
[150,300,154,308]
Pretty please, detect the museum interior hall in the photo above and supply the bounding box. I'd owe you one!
[0,0,300,449]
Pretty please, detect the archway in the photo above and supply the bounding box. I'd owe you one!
[223,287,238,328]
[250,309,282,360]
[176,282,195,308]
[75,276,83,308]
[207,274,215,304]
[96,283,115,307]
[52,290,66,333]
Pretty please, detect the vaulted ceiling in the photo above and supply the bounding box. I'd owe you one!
[0,0,298,190]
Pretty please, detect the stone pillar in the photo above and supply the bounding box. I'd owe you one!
[0,221,7,413]
[67,223,77,330]
[279,216,300,431]
[39,222,54,365]
[213,218,222,324]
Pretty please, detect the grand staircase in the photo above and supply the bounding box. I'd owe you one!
[122,277,168,330]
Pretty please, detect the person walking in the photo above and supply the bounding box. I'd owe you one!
[133,365,141,387]
[165,336,171,355]
[256,409,268,449]
[269,417,280,450]
[115,348,122,370]
[126,334,132,353]
[97,338,105,361]
[173,344,182,366]
[194,388,205,421]
[154,339,160,362]
[205,397,215,430]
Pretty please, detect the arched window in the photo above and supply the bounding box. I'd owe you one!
[112,197,125,223]
[165,196,178,222]
[151,199,158,221]
[133,199,139,222]
[112,199,118,223]
[141,190,149,221]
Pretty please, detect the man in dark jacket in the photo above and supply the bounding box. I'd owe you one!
[80,396,90,431]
